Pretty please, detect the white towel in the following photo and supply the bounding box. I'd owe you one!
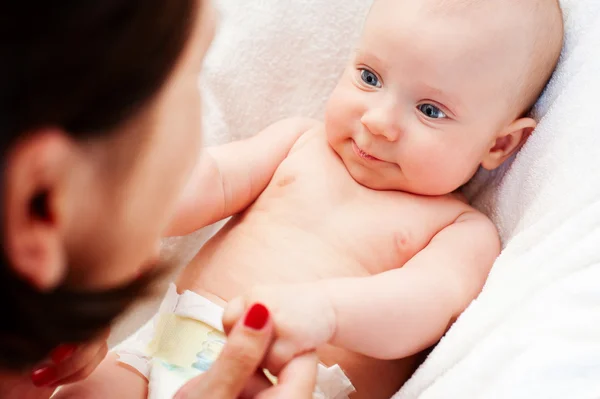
[199,0,373,146]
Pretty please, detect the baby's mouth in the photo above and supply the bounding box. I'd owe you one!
[352,140,382,162]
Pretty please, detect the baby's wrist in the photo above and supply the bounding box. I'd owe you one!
[313,280,339,344]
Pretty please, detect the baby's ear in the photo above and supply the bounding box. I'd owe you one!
[481,117,536,170]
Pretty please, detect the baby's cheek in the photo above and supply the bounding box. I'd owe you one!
[326,84,359,126]
[324,104,345,134]
[412,152,462,194]
[324,116,349,149]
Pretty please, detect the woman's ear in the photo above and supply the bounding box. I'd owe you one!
[481,117,537,170]
[3,128,74,291]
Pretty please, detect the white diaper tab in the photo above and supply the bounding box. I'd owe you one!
[315,363,356,399]
[115,284,355,399]
[166,288,224,332]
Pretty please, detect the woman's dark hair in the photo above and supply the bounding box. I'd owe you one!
[0,0,198,369]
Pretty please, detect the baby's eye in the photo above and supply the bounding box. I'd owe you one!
[418,104,447,119]
[360,69,382,88]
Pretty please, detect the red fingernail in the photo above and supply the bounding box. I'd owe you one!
[244,303,269,330]
[135,268,145,281]
[31,366,57,387]
[51,344,77,364]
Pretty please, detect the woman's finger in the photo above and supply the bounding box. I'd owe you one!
[31,346,93,387]
[50,341,108,387]
[48,341,106,384]
[31,329,110,387]
[238,371,274,398]
[256,352,318,399]
[175,303,273,399]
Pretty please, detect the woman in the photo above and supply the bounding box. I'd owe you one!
[0,0,314,397]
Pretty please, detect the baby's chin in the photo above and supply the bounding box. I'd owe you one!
[344,162,404,192]
[345,162,458,196]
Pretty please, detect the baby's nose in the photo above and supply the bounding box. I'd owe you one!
[360,106,402,142]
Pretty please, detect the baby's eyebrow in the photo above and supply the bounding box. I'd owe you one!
[419,83,463,117]
[354,49,390,71]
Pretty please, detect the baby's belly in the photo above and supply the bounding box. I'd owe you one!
[177,212,372,297]
[176,214,420,398]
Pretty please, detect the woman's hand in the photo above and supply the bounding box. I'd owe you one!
[223,283,336,376]
[30,329,110,388]
[175,303,318,399]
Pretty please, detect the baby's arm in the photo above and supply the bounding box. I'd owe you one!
[223,211,500,372]
[324,211,500,359]
[166,117,318,236]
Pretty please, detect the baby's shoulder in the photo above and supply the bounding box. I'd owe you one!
[280,116,322,133]
[287,120,325,153]
[447,205,500,254]
[396,189,473,220]
[438,194,494,231]
[416,192,496,240]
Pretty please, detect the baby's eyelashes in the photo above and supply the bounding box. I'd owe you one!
[417,103,447,119]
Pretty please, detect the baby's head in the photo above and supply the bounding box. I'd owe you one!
[325,0,563,195]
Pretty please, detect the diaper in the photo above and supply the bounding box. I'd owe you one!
[115,284,355,399]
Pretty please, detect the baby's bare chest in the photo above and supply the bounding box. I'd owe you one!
[248,135,467,273]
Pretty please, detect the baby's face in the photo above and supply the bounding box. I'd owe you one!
[326,0,526,195]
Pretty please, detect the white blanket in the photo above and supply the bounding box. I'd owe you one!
[118,0,600,397]
[200,0,372,146]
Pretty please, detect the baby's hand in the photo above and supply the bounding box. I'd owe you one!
[223,283,336,376]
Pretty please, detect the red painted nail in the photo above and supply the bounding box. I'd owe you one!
[31,366,57,387]
[134,267,146,281]
[51,344,77,364]
[244,303,269,330]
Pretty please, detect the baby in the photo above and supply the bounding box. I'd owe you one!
[85,0,564,398]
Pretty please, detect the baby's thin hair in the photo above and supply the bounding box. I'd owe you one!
[428,0,483,11]
[514,0,564,117]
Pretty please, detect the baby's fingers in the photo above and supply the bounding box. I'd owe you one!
[222,295,246,335]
